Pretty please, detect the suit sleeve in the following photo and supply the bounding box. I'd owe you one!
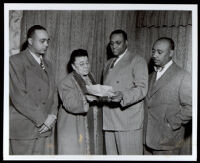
[58,77,89,114]
[167,72,192,130]
[120,56,149,107]
[9,57,46,127]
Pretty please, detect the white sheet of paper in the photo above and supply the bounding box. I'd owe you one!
[86,84,114,97]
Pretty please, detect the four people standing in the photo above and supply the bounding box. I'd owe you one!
[9,25,192,155]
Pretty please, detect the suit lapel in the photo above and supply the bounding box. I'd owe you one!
[148,63,177,97]
[103,50,132,83]
[113,50,131,72]
[147,72,157,98]
[24,49,49,83]
[103,59,113,82]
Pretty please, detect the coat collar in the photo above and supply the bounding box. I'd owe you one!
[148,62,178,98]
[23,49,50,83]
[104,50,132,80]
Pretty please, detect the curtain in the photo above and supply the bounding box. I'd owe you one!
[10,10,192,155]
[19,10,137,154]
[135,11,192,154]
[135,11,192,73]
[9,10,23,55]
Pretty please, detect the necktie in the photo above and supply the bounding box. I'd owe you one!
[154,66,164,72]
[40,56,46,70]
[110,57,118,69]
[154,66,164,81]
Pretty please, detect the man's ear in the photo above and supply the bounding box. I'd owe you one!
[28,38,33,45]
[125,40,128,47]
[71,64,76,71]
[169,50,174,57]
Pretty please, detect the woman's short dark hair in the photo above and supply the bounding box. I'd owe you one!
[67,49,89,73]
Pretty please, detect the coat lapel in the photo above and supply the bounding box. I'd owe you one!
[147,71,157,98]
[148,62,177,97]
[24,49,49,83]
[112,50,132,72]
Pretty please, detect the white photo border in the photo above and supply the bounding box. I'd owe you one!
[4,3,198,161]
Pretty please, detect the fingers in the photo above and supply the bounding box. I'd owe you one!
[38,124,50,134]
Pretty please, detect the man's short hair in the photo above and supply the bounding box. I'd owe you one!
[110,29,128,41]
[27,25,47,39]
[156,37,175,50]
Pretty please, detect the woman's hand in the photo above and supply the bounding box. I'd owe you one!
[86,95,98,102]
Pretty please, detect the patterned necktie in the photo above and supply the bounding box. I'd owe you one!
[154,66,164,72]
[40,56,46,70]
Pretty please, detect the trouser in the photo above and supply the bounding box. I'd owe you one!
[144,145,181,155]
[9,136,55,155]
[104,129,143,155]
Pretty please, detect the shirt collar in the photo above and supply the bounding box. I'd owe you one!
[118,48,127,59]
[154,60,173,72]
[28,49,42,64]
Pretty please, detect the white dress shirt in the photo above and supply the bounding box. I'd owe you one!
[155,60,173,80]
[113,48,127,67]
[29,49,41,64]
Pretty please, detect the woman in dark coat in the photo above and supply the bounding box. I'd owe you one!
[57,49,98,155]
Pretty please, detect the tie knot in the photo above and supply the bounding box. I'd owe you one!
[110,57,118,68]
[154,66,164,72]
[40,56,46,70]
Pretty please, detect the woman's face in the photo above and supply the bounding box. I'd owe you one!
[72,56,90,76]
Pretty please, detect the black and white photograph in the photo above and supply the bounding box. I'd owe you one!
[3,3,198,161]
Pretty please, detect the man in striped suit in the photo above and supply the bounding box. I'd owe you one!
[102,29,148,155]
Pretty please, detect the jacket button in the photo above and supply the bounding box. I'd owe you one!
[42,102,46,105]
[116,81,119,83]
[38,88,41,91]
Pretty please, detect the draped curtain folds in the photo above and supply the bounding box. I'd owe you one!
[135,11,192,73]
[14,10,192,154]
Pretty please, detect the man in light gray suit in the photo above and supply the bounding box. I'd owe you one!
[144,37,192,155]
[102,29,148,155]
[9,25,58,155]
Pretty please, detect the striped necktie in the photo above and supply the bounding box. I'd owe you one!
[110,57,118,69]
[40,56,46,70]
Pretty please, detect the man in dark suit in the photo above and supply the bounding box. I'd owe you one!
[144,37,192,155]
[102,29,148,155]
[9,25,58,155]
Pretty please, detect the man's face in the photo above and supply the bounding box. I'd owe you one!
[28,29,50,55]
[110,33,127,57]
[152,40,173,67]
[72,56,90,76]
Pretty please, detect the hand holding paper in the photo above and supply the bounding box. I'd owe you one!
[86,84,115,97]
[86,94,98,102]
[110,91,123,102]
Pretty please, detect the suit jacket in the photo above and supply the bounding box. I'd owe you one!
[9,49,58,139]
[102,50,148,131]
[57,72,96,154]
[144,62,192,150]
